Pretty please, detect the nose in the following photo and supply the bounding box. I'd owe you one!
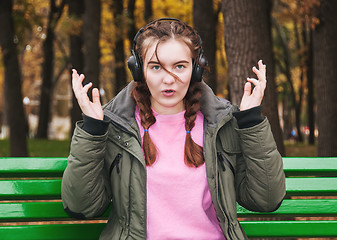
[162,71,176,84]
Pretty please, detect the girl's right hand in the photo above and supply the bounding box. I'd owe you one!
[72,69,104,120]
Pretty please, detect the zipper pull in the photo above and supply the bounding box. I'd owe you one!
[217,152,226,171]
[109,153,122,176]
[115,153,122,174]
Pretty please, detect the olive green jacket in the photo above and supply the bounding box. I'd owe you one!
[61,81,286,240]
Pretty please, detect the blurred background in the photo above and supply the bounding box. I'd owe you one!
[0,0,336,157]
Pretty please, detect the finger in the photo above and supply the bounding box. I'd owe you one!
[72,71,85,92]
[252,61,266,81]
[247,77,259,86]
[243,82,252,97]
[92,88,101,105]
[71,69,78,88]
[82,82,92,94]
[258,60,266,76]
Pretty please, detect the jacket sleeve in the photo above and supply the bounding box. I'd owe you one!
[234,117,286,212]
[61,121,112,219]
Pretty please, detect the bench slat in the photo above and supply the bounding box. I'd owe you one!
[2,178,337,200]
[2,157,337,178]
[286,177,337,196]
[240,220,337,238]
[283,157,337,176]
[1,157,337,182]
[1,221,336,239]
[0,180,61,200]
[0,223,105,240]
[0,202,70,221]
[237,198,337,217]
[0,158,66,177]
[0,202,109,221]
[2,199,337,221]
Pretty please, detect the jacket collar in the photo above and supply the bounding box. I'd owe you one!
[103,81,234,132]
[103,81,138,135]
[199,81,234,127]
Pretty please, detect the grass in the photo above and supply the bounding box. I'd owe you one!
[284,141,317,157]
[0,138,317,157]
[0,139,70,157]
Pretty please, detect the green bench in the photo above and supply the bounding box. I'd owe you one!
[1,157,337,239]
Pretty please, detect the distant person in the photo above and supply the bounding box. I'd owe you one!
[62,18,286,239]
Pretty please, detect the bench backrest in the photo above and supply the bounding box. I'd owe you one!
[1,157,337,239]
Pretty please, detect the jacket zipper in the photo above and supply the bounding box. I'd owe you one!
[212,116,234,239]
[109,153,122,176]
[214,155,232,239]
[217,152,235,176]
[105,112,148,238]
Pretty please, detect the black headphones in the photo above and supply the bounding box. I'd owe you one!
[127,18,207,82]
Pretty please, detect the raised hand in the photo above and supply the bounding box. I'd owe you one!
[72,69,103,120]
[240,60,267,111]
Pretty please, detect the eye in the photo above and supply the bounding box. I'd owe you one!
[176,65,185,70]
[151,65,161,71]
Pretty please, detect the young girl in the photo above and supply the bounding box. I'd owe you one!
[62,18,286,240]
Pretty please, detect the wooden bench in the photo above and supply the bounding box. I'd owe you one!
[1,157,337,239]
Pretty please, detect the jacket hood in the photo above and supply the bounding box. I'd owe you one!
[103,81,234,132]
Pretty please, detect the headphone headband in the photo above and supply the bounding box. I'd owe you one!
[132,18,188,50]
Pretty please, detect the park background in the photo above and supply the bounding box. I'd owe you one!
[0,0,336,157]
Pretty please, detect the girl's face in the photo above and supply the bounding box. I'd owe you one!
[143,39,193,115]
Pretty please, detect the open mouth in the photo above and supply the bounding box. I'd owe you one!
[162,89,175,96]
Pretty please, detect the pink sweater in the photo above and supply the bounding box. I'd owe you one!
[136,109,225,240]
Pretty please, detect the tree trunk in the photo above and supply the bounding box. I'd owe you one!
[0,0,28,156]
[222,0,285,155]
[294,21,304,142]
[305,27,315,145]
[313,0,337,156]
[127,0,137,48]
[112,0,127,95]
[83,0,101,100]
[144,0,153,22]
[193,0,218,93]
[68,0,84,135]
[36,0,65,138]
[273,20,299,142]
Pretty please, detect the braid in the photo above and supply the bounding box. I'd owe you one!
[184,82,204,167]
[131,82,157,166]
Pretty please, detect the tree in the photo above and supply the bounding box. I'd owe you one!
[144,0,153,22]
[83,0,101,100]
[273,0,318,144]
[111,0,127,95]
[222,0,285,155]
[36,0,66,138]
[313,0,337,156]
[0,0,28,156]
[68,0,84,135]
[273,20,304,142]
[305,27,315,145]
[127,0,137,47]
[193,0,219,93]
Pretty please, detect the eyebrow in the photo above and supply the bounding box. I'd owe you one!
[147,60,190,65]
[147,61,160,65]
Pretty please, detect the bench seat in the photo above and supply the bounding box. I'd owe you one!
[1,157,337,239]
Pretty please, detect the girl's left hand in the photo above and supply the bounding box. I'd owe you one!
[240,60,267,111]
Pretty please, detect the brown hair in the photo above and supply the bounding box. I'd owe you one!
[131,20,204,167]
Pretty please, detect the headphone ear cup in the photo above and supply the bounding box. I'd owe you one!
[127,51,143,82]
[191,54,207,82]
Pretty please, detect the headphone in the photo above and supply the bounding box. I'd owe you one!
[127,18,207,82]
